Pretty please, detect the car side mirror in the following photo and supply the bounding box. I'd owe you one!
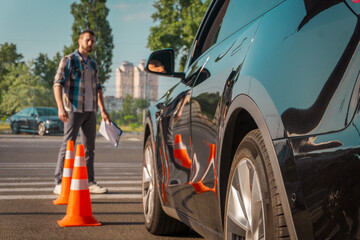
[145,49,185,79]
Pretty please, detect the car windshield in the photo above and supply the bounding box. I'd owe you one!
[36,108,58,116]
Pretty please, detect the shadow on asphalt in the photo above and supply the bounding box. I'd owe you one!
[102,221,144,226]
[94,211,143,215]
[0,212,65,216]
[92,201,141,205]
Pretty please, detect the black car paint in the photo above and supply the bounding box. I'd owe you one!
[144,0,360,239]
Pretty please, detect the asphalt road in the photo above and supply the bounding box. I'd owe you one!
[0,134,203,240]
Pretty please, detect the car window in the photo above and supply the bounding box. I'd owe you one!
[16,108,26,115]
[201,0,230,54]
[22,108,31,116]
[36,108,57,116]
[28,108,36,116]
[190,0,230,64]
[217,0,282,41]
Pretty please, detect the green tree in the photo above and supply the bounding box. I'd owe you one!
[122,94,136,116]
[33,52,62,89]
[135,98,148,110]
[134,98,147,124]
[0,43,24,113]
[121,95,148,124]
[123,115,136,124]
[0,43,23,84]
[0,62,55,115]
[147,0,211,71]
[64,0,114,85]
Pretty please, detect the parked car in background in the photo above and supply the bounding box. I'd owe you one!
[142,0,360,239]
[10,107,63,136]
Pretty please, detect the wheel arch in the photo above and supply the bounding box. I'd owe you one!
[10,120,20,134]
[144,120,152,149]
[218,94,298,239]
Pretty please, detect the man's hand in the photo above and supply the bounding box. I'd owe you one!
[101,110,110,123]
[58,107,69,123]
[97,90,110,123]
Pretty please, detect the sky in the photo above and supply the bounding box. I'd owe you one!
[0,0,174,97]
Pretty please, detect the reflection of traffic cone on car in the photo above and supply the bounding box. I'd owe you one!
[58,144,101,227]
[174,134,192,169]
[192,143,217,195]
[54,140,75,205]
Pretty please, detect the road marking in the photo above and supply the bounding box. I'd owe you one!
[0,194,142,200]
[0,168,141,171]
[0,176,141,181]
[126,138,141,141]
[0,180,141,186]
[0,186,142,192]
[0,163,141,167]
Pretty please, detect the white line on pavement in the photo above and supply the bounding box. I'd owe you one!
[0,163,141,167]
[0,194,142,200]
[0,176,141,181]
[0,180,141,186]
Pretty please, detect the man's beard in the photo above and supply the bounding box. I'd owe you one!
[85,46,93,52]
[81,44,93,53]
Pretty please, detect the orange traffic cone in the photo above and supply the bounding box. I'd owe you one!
[54,140,75,205]
[173,134,192,169]
[58,144,101,227]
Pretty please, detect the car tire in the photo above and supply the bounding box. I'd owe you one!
[224,129,289,240]
[142,135,189,235]
[37,122,46,136]
[11,122,19,134]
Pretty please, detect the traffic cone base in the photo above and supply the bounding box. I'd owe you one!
[58,216,101,227]
[57,190,101,226]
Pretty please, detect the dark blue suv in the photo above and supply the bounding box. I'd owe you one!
[142,0,360,239]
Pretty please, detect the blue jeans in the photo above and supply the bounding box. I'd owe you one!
[54,111,97,184]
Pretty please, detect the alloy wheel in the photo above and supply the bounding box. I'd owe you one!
[38,122,45,136]
[142,144,155,224]
[225,158,265,240]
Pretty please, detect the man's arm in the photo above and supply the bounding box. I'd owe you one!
[97,90,110,122]
[53,56,69,123]
[54,86,68,123]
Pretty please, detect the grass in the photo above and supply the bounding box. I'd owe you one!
[119,124,144,133]
[0,122,10,132]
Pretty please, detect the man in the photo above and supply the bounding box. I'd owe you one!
[53,30,109,194]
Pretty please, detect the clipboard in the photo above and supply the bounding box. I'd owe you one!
[99,120,123,147]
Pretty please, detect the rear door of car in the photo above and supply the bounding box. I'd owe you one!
[186,0,283,234]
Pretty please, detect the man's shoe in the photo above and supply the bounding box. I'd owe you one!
[89,182,108,194]
[53,184,61,195]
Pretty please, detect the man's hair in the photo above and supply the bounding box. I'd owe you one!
[79,29,96,39]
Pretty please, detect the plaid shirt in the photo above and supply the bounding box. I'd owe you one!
[53,50,102,112]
